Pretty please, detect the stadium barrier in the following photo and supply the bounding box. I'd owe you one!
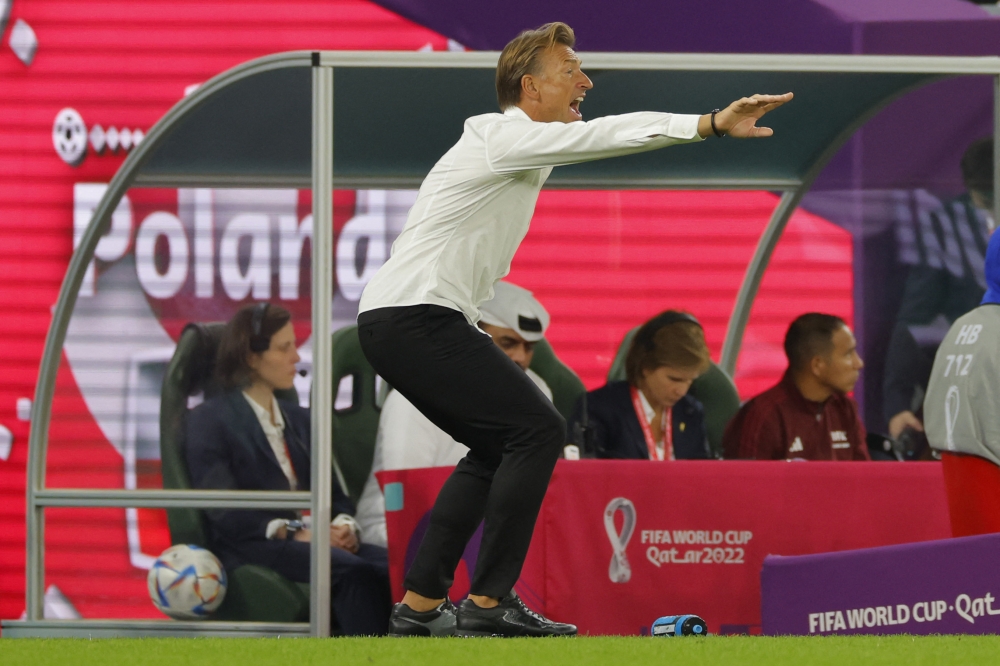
[379,460,951,635]
[762,532,1000,636]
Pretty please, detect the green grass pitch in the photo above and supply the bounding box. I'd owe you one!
[1,636,998,666]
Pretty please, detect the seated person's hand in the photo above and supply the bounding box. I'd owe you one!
[331,524,359,553]
[274,524,313,542]
[888,410,923,439]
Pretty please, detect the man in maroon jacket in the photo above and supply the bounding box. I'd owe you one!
[723,313,870,461]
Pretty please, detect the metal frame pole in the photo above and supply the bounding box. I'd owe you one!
[720,190,801,377]
[25,491,43,620]
[310,56,334,639]
[33,489,311,509]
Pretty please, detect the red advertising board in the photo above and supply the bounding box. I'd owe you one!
[380,461,951,635]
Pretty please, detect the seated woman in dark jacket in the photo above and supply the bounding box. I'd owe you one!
[184,303,391,635]
[570,311,712,460]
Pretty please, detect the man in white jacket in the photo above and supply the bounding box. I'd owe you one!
[357,21,791,637]
[356,281,553,549]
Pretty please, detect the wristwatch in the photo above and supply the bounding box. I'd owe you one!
[284,519,305,540]
[710,109,726,138]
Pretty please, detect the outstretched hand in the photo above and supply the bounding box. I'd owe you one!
[707,93,793,138]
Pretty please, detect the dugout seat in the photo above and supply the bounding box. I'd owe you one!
[528,339,586,422]
[606,327,740,458]
[330,325,382,504]
[160,322,310,622]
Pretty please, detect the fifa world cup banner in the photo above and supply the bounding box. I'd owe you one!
[380,460,951,635]
[762,532,1000,636]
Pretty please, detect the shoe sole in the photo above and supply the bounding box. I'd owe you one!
[455,629,499,638]
[389,628,431,637]
[455,629,577,638]
[388,628,457,638]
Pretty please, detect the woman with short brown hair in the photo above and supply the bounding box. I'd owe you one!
[571,311,713,460]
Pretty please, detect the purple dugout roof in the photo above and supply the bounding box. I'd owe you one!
[373,0,1000,191]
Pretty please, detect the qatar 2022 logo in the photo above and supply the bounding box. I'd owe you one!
[604,497,636,584]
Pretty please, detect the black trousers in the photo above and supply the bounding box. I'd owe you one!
[238,539,392,636]
[358,304,566,599]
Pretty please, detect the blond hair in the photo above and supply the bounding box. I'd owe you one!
[496,22,576,111]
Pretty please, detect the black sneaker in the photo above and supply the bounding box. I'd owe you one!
[455,591,577,637]
[388,598,458,637]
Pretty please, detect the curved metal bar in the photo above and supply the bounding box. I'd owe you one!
[720,191,800,376]
[24,50,312,621]
[719,76,950,378]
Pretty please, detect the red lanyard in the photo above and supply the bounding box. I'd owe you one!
[630,387,672,461]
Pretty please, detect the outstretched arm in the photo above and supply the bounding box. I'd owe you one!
[486,111,703,174]
[486,92,794,173]
[696,93,794,139]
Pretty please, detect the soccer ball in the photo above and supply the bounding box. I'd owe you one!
[147,544,227,620]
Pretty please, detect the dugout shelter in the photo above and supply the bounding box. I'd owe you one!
[7,49,1000,638]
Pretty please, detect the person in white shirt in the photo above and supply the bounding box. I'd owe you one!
[356,21,792,637]
[356,282,554,548]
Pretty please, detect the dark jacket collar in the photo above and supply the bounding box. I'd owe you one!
[222,389,312,490]
[222,389,283,469]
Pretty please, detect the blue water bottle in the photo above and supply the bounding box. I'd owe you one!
[651,614,708,637]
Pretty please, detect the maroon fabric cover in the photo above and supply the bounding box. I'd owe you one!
[723,372,869,461]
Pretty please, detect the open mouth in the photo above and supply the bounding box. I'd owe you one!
[570,96,584,119]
